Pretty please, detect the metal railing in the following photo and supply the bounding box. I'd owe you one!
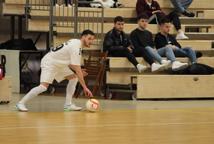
[25,0,104,51]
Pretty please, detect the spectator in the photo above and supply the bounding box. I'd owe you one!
[103,16,147,73]
[170,0,195,17]
[136,0,188,40]
[155,18,198,64]
[130,14,188,71]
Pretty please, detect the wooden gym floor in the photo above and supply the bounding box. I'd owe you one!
[1,94,214,144]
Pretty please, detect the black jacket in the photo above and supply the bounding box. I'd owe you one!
[103,28,132,55]
[155,32,181,49]
[130,28,155,51]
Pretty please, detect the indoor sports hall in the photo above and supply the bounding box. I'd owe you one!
[0,0,214,144]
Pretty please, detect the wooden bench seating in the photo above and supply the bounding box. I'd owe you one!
[119,0,214,9]
[134,75,214,99]
[27,19,214,35]
[106,57,214,85]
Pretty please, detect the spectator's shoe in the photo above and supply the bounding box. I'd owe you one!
[16,103,28,112]
[172,61,188,71]
[64,104,82,111]
[151,63,165,72]
[137,64,147,73]
[176,31,189,40]
[182,10,195,17]
[161,60,171,69]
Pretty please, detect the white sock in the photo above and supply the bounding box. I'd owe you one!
[65,78,78,106]
[19,85,47,104]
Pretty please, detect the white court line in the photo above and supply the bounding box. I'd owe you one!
[1,121,214,130]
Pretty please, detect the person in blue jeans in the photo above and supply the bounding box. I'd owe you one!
[170,0,195,17]
[130,14,188,71]
[155,18,198,64]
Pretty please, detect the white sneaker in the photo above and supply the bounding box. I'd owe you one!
[64,104,82,111]
[161,60,171,69]
[16,103,28,112]
[176,31,189,40]
[151,63,165,72]
[172,61,188,71]
[136,64,147,73]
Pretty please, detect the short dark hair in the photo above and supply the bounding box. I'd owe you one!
[137,13,149,21]
[159,17,171,25]
[81,29,95,37]
[114,16,124,23]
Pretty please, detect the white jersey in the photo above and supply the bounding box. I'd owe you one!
[43,39,82,67]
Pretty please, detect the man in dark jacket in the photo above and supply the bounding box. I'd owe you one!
[155,18,198,64]
[103,16,147,73]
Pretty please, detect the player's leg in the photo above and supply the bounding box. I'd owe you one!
[16,65,56,112]
[64,75,81,111]
[16,83,49,112]
[55,67,82,111]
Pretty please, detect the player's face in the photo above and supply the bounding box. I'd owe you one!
[114,21,124,32]
[160,23,171,34]
[83,34,95,48]
[138,19,148,29]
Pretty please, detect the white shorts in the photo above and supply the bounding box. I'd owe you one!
[40,56,74,83]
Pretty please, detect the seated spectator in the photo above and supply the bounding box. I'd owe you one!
[170,0,195,17]
[155,18,198,64]
[103,16,147,73]
[90,0,123,8]
[136,0,188,40]
[130,14,188,71]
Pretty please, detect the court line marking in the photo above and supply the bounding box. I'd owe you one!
[1,121,214,130]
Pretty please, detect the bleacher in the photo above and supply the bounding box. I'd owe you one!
[2,0,214,99]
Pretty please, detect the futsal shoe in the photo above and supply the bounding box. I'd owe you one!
[16,103,28,112]
[64,103,82,111]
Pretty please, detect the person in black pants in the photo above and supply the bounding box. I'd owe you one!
[130,14,168,72]
[103,16,147,73]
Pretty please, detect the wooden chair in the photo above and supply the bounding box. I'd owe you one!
[75,51,108,97]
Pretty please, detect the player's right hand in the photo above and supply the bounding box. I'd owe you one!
[84,87,93,98]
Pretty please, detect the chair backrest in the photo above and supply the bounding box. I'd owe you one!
[84,59,102,77]
[87,51,108,62]
[83,51,108,95]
